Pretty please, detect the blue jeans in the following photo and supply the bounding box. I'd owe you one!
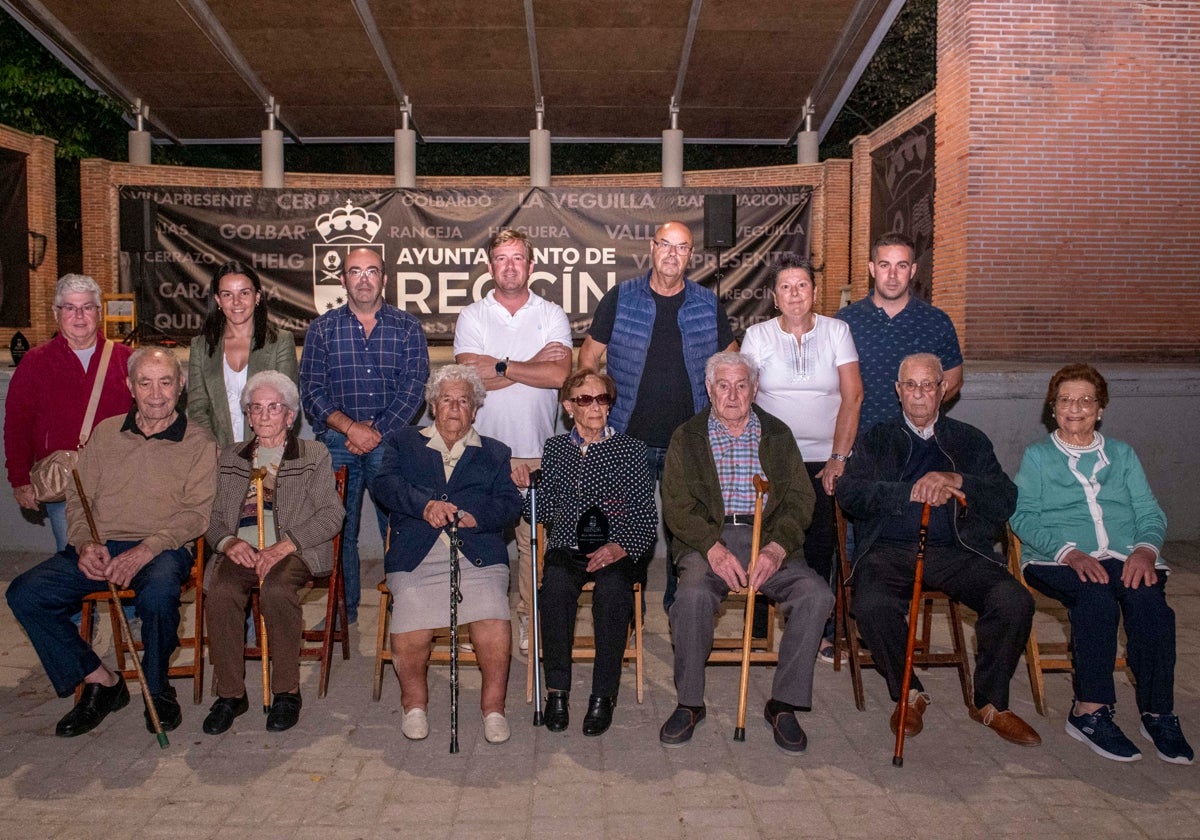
[645,446,679,611]
[6,541,192,697]
[46,501,68,552]
[319,429,388,622]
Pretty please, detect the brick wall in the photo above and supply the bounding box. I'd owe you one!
[937,0,1200,360]
[0,124,57,347]
[79,160,849,317]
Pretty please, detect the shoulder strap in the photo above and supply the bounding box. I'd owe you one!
[79,339,115,447]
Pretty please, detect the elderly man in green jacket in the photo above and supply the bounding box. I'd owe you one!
[659,351,832,753]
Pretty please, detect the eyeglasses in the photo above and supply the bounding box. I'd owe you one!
[652,239,693,255]
[56,303,100,316]
[898,380,942,394]
[346,266,382,280]
[568,393,613,407]
[247,402,287,417]
[1054,395,1098,409]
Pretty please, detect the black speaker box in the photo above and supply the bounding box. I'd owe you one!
[703,194,736,249]
[119,198,155,253]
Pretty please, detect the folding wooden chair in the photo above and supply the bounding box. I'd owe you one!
[525,525,645,704]
[832,505,974,711]
[245,465,350,699]
[372,579,480,701]
[78,536,207,704]
[1004,526,1127,716]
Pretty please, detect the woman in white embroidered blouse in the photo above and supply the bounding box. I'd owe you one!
[740,254,862,660]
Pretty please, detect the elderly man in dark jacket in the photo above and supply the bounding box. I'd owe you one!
[659,351,832,753]
[837,352,1039,747]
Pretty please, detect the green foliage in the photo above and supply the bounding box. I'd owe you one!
[821,0,937,160]
[0,15,128,161]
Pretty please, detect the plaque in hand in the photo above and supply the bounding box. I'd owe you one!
[575,505,610,555]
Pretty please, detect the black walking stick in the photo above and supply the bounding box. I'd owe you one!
[448,512,464,754]
[527,469,544,727]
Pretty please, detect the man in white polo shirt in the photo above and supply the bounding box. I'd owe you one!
[455,228,573,651]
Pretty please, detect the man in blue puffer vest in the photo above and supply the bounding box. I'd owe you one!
[579,221,736,609]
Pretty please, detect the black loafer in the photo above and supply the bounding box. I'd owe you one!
[266,691,302,732]
[582,695,616,737]
[659,704,706,747]
[145,685,182,733]
[544,691,569,733]
[203,694,249,735]
[56,678,130,737]
[764,699,808,754]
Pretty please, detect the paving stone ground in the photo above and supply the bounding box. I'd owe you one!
[1,543,1197,839]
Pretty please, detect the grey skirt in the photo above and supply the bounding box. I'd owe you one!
[386,539,510,634]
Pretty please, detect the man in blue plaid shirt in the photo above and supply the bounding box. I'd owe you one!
[660,351,830,753]
[301,247,429,623]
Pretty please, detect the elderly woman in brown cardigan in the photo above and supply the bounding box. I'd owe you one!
[202,370,344,735]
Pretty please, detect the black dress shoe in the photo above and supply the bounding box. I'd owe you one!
[764,699,807,754]
[582,695,616,737]
[659,704,706,747]
[145,685,182,733]
[203,694,249,735]
[56,679,130,737]
[544,691,569,733]
[266,691,303,732]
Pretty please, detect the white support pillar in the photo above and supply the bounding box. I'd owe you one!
[128,99,151,165]
[797,98,819,164]
[128,131,151,165]
[395,129,416,188]
[797,132,819,164]
[261,130,284,188]
[662,99,683,187]
[395,99,416,187]
[530,100,550,187]
[261,97,284,188]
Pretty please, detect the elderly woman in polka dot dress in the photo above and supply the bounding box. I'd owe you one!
[513,368,657,737]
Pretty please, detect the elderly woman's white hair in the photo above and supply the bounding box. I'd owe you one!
[426,364,487,412]
[242,370,301,414]
[704,350,760,386]
[54,274,102,308]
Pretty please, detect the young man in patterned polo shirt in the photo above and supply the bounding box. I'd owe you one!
[836,232,963,434]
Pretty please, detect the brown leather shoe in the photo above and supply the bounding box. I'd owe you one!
[889,690,929,737]
[969,703,1041,747]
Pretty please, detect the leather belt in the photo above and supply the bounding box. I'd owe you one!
[723,514,756,526]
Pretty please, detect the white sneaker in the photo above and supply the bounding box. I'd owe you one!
[483,711,511,744]
[401,707,428,740]
[518,615,530,653]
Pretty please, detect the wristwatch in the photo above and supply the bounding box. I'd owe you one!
[829,453,848,462]
[495,358,509,378]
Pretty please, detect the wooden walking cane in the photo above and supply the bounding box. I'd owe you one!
[71,469,169,748]
[893,492,965,767]
[734,474,770,742]
[251,466,271,714]
[893,502,931,767]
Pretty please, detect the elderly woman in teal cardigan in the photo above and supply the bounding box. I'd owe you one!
[188,260,297,447]
[1011,363,1191,765]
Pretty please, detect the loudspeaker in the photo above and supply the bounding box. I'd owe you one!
[703,194,736,249]
[119,198,154,253]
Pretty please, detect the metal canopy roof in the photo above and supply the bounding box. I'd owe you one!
[3,0,902,146]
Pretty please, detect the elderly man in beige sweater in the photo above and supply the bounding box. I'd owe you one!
[7,347,217,738]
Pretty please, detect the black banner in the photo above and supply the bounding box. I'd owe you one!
[117,186,811,343]
[871,115,935,301]
[0,148,31,328]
